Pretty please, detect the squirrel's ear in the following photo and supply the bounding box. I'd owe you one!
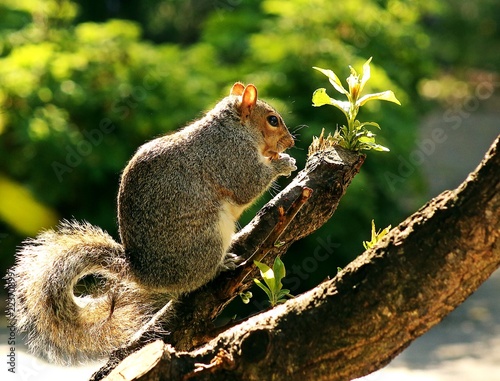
[239,84,257,122]
[230,82,245,96]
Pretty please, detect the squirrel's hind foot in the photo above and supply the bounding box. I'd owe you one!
[221,252,244,271]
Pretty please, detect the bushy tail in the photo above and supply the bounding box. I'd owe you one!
[6,220,169,365]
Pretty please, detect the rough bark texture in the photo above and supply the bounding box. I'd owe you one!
[94,135,499,381]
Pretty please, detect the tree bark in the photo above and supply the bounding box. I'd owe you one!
[93,134,499,381]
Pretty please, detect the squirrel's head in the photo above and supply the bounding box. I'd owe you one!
[231,82,294,160]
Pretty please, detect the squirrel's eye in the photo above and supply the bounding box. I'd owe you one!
[267,115,279,127]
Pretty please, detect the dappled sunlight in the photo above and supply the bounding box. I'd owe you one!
[0,175,58,236]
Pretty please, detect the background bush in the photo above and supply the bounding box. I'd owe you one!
[1,0,498,306]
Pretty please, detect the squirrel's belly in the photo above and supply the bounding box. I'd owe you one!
[218,201,248,253]
[219,202,236,253]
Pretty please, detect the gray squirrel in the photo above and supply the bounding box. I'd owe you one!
[9,82,296,364]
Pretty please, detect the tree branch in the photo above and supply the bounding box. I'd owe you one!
[94,135,499,381]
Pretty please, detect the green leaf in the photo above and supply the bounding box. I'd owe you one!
[378,225,392,239]
[312,88,333,107]
[254,260,276,292]
[358,134,376,143]
[359,141,390,152]
[254,278,273,301]
[330,99,351,115]
[273,257,286,285]
[312,66,348,95]
[357,90,401,107]
[277,289,292,300]
[359,57,373,93]
[273,257,286,293]
[369,143,390,152]
[359,121,381,130]
[312,89,350,117]
[254,260,271,275]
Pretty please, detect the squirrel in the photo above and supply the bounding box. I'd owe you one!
[8,82,296,365]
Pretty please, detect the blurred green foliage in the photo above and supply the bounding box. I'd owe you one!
[0,0,498,300]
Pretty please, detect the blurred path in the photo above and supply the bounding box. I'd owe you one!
[360,269,500,381]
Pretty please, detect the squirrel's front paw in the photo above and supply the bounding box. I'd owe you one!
[273,153,297,176]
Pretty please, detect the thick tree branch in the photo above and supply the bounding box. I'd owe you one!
[95,135,499,381]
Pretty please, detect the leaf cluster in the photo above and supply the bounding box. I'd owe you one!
[253,258,292,307]
[312,58,401,152]
[363,220,392,250]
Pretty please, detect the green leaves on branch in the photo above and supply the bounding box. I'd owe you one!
[363,220,391,250]
[254,258,292,307]
[312,57,401,152]
[239,291,253,304]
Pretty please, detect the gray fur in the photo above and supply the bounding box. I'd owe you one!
[7,84,295,364]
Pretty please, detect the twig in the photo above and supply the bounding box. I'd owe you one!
[242,187,312,275]
[222,186,312,296]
